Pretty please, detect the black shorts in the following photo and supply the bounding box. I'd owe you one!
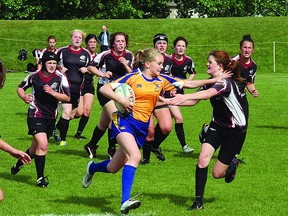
[81,83,95,96]
[66,84,81,108]
[205,122,246,165]
[97,83,111,107]
[27,118,56,138]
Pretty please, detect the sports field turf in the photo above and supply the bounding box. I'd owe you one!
[0,17,287,215]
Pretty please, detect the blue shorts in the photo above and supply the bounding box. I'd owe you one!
[110,112,149,148]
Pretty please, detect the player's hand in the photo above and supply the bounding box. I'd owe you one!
[43,84,55,96]
[104,71,113,78]
[79,67,88,74]
[169,94,189,105]
[10,150,31,164]
[24,94,34,104]
[251,89,259,97]
[217,70,232,82]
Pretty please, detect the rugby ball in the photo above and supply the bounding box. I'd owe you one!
[114,83,135,114]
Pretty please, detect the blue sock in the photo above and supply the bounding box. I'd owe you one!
[89,160,110,174]
[121,165,137,204]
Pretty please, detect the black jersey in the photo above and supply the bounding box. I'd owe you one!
[170,53,196,79]
[83,53,97,87]
[232,54,257,96]
[200,78,246,129]
[161,54,173,75]
[18,70,70,119]
[96,49,134,84]
[56,45,92,86]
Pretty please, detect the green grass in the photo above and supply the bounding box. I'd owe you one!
[0,17,288,215]
[0,17,288,73]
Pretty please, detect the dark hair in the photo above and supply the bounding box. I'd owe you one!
[0,60,6,89]
[240,34,254,49]
[110,32,129,49]
[153,33,168,46]
[85,34,97,45]
[173,36,188,47]
[133,48,161,70]
[208,50,244,83]
[47,35,56,42]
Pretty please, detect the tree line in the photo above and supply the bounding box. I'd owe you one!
[0,0,287,19]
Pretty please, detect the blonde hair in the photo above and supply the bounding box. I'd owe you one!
[133,48,161,69]
[70,29,86,40]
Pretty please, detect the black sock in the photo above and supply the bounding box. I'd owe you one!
[175,123,187,147]
[76,115,89,135]
[89,125,105,147]
[151,123,169,149]
[56,117,70,141]
[142,141,152,160]
[15,148,34,167]
[35,155,46,179]
[108,128,116,149]
[195,165,208,203]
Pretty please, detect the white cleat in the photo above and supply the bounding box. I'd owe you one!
[82,161,94,188]
[120,199,141,215]
[182,145,194,153]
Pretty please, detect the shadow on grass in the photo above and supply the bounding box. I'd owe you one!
[49,148,109,160]
[0,171,32,186]
[255,125,288,130]
[51,195,117,214]
[143,192,216,207]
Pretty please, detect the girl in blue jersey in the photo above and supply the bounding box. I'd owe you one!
[81,48,231,214]
[164,50,246,210]
[11,52,70,187]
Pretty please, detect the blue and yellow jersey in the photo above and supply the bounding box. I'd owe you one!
[109,72,184,123]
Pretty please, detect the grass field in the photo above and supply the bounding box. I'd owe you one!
[0,17,288,215]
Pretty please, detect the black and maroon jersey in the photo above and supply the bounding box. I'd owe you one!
[232,54,257,96]
[161,54,173,75]
[82,53,97,88]
[200,78,246,129]
[170,53,196,79]
[96,49,134,84]
[56,45,92,86]
[18,70,70,119]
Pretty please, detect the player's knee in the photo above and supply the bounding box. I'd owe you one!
[198,157,209,169]
[212,170,225,179]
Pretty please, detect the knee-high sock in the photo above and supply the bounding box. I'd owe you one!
[142,141,152,160]
[15,148,34,168]
[35,155,46,179]
[121,165,137,204]
[56,117,70,141]
[89,126,105,147]
[175,123,187,147]
[195,165,208,203]
[89,160,110,174]
[108,128,116,149]
[76,115,89,135]
[152,123,169,149]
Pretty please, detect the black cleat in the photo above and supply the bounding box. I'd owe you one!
[140,159,150,165]
[11,164,23,175]
[188,200,204,210]
[151,147,165,161]
[36,176,49,188]
[74,134,87,140]
[84,143,98,159]
[225,157,240,183]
